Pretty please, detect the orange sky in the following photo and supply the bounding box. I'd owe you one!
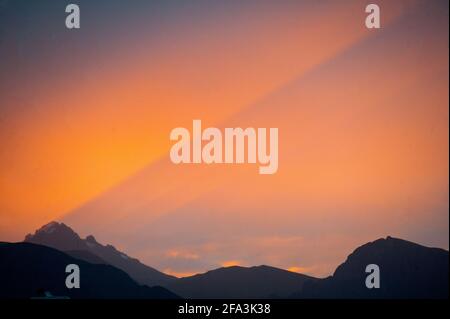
[0,0,448,277]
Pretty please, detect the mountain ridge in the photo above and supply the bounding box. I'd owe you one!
[24,221,176,287]
[22,222,449,299]
[293,236,449,298]
[165,264,318,298]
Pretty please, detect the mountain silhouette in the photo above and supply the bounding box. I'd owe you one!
[293,236,449,299]
[21,223,449,299]
[0,242,178,299]
[24,222,175,286]
[165,265,317,298]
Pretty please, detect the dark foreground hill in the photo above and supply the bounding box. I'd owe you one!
[0,242,179,299]
[293,237,449,299]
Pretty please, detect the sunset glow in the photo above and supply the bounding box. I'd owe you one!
[0,0,448,278]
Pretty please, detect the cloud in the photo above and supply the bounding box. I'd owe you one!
[165,249,200,260]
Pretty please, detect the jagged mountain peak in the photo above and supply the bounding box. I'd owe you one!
[25,221,71,237]
[25,221,84,251]
[36,221,73,233]
[85,235,99,244]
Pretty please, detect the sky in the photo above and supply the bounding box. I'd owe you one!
[0,0,448,277]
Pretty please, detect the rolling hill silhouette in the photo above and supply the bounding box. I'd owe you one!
[24,222,175,286]
[0,242,178,299]
[165,265,317,298]
[293,236,449,298]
